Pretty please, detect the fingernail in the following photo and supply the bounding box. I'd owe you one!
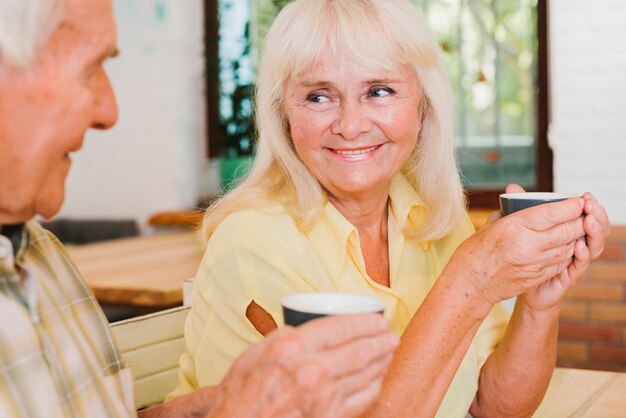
[388,333,400,347]
[578,198,585,208]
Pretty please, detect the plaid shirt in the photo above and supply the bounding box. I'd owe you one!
[0,221,136,418]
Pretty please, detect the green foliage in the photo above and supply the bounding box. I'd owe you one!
[218,8,255,157]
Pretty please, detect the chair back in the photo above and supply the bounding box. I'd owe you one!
[110,306,190,409]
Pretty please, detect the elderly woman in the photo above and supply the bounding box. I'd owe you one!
[170,0,610,416]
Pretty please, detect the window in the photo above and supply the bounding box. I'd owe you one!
[414,0,551,207]
[205,0,550,207]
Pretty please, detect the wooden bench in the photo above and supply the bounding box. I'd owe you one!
[110,306,190,409]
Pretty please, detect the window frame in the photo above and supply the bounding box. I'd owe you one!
[466,0,551,208]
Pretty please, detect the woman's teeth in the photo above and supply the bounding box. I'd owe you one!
[334,145,378,155]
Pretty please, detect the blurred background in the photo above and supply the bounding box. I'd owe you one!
[51,0,626,371]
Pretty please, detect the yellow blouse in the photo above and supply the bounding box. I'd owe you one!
[170,173,510,417]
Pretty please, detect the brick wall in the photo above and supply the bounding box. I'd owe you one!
[550,0,626,372]
[549,0,626,224]
[557,226,626,371]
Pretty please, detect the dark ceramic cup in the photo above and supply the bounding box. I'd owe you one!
[499,192,577,216]
[282,292,385,327]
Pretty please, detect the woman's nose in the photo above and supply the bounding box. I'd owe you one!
[331,100,372,140]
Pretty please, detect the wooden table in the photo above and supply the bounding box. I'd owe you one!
[148,208,496,230]
[67,231,203,307]
[535,367,626,417]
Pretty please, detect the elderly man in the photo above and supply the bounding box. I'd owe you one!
[0,0,398,417]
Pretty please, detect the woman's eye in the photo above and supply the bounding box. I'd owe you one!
[306,94,329,104]
[370,87,394,98]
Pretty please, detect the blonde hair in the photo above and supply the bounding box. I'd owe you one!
[203,0,465,242]
[0,0,63,69]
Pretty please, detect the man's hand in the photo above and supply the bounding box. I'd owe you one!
[208,314,398,418]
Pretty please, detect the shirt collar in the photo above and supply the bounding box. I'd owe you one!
[0,223,29,262]
[307,172,429,278]
[388,173,429,242]
[306,201,357,279]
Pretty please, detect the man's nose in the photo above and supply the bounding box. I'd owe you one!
[330,100,372,140]
[92,68,118,130]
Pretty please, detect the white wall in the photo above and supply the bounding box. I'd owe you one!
[57,0,207,228]
[58,0,626,227]
[549,0,626,224]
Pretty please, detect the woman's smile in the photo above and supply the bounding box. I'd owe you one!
[326,144,384,161]
[284,50,423,198]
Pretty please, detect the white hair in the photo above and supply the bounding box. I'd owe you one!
[203,0,465,242]
[0,0,63,68]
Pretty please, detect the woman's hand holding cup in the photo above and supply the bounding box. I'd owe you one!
[499,185,610,313]
[453,184,609,313]
[449,186,587,310]
[515,188,609,313]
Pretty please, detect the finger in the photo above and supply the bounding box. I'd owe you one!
[583,215,606,259]
[311,331,398,379]
[486,210,502,225]
[298,313,390,350]
[565,239,591,284]
[263,317,393,378]
[532,240,576,270]
[339,352,392,397]
[582,191,596,203]
[505,183,526,193]
[335,353,393,416]
[539,217,585,251]
[516,197,584,231]
[341,376,385,418]
[583,194,611,236]
[542,254,575,283]
[297,353,391,418]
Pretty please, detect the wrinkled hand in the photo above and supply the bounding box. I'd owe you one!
[515,186,610,312]
[207,314,398,418]
[450,185,587,307]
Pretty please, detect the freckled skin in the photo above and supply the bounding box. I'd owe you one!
[283,50,423,204]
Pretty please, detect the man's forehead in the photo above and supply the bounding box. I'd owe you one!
[66,0,114,15]
[51,0,117,56]
[62,0,115,32]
